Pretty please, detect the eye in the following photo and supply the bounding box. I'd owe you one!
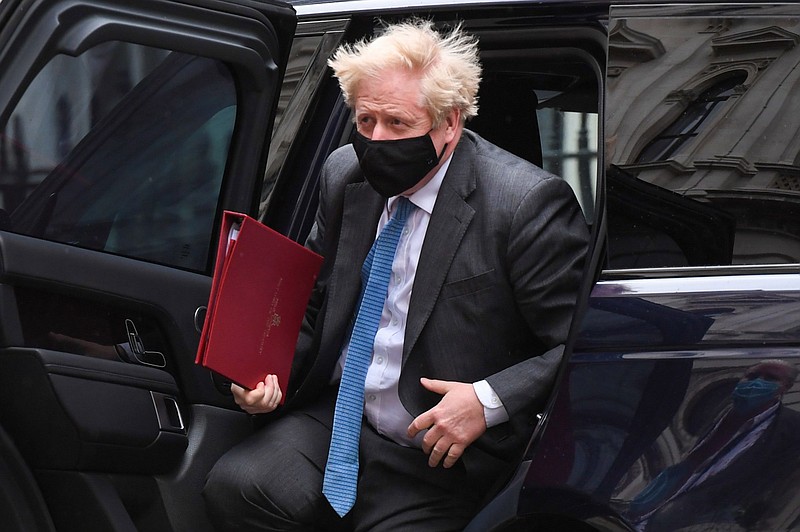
[356,115,376,134]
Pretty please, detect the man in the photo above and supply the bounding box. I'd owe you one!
[203,20,589,531]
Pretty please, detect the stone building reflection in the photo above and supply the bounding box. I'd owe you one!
[597,19,800,523]
[606,14,800,267]
[528,9,800,531]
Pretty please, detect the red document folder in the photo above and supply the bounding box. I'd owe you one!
[195,211,323,399]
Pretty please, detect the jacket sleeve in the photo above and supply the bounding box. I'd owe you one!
[485,176,590,418]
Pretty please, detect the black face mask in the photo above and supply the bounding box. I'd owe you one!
[352,131,446,198]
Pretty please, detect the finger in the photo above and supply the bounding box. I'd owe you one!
[428,445,449,468]
[420,377,451,395]
[408,410,435,439]
[264,374,276,393]
[271,387,283,407]
[265,375,282,406]
[421,426,443,455]
[442,444,464,469]
[245,381,265,406]
[231,383,247,406]
[273,378,283,405]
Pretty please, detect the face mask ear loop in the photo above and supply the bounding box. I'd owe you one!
[436,143,448,162]
[427,126,448,164]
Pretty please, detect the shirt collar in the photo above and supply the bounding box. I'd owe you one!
[387,153,452,216]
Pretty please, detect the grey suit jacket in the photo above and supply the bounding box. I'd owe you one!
[288,129,589,474]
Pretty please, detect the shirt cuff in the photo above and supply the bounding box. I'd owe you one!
[472,380,509,428]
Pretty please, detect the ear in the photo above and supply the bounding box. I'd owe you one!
[443,108,461,144]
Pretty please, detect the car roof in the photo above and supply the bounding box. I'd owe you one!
[288,0,787,18]
[288,0,610,17]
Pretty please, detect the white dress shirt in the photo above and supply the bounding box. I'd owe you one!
[336,155,509,447]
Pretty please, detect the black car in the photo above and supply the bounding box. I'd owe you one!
[1,0,800,530]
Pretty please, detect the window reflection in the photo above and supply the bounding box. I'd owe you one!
[2,43,237,272]
[636,74,746,163]
[606,15,800,269]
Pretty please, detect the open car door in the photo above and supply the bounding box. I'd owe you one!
[468,2,800,531]
[0,0,295,530]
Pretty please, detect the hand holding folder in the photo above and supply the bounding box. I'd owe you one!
[196,211,323,402]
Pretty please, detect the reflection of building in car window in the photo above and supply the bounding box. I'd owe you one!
[0,42,169,214]
[635,74,746,164]
[628,360,800,531]
[4,48,237,272]
[607,16,800,267]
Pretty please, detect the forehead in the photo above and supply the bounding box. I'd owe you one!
[354,68,425,112]
[745,363,795,382]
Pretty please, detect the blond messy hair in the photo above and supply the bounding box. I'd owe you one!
[328,19,482,126]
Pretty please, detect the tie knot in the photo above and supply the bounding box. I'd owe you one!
[392,197,414,223]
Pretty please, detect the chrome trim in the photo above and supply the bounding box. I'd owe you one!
[619,347,800,360]
[294,0,542,17]
[151,391,186,433]
[194,306,207,334]
[593,272,800,297]
[602,264,800,280]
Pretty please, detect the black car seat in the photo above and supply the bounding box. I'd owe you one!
[467,78,543,167]
[0,423,55,531]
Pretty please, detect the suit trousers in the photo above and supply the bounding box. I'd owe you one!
[203,386,491,531]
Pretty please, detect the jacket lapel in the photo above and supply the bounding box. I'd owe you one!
[404,137,476,360]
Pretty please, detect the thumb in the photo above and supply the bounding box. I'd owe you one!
[420,377,452,396]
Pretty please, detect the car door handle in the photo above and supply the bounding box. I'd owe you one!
[123,319,166,368]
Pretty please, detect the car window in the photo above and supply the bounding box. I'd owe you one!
[540,106,598,222]
[606,12,800,270]
[264,17,602,242]
[470,74,598,222]
[464,34,602,224]
[260,19,348,223]
[2,41,237,272]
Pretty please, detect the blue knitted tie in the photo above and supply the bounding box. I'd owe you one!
[323,197,414,517]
